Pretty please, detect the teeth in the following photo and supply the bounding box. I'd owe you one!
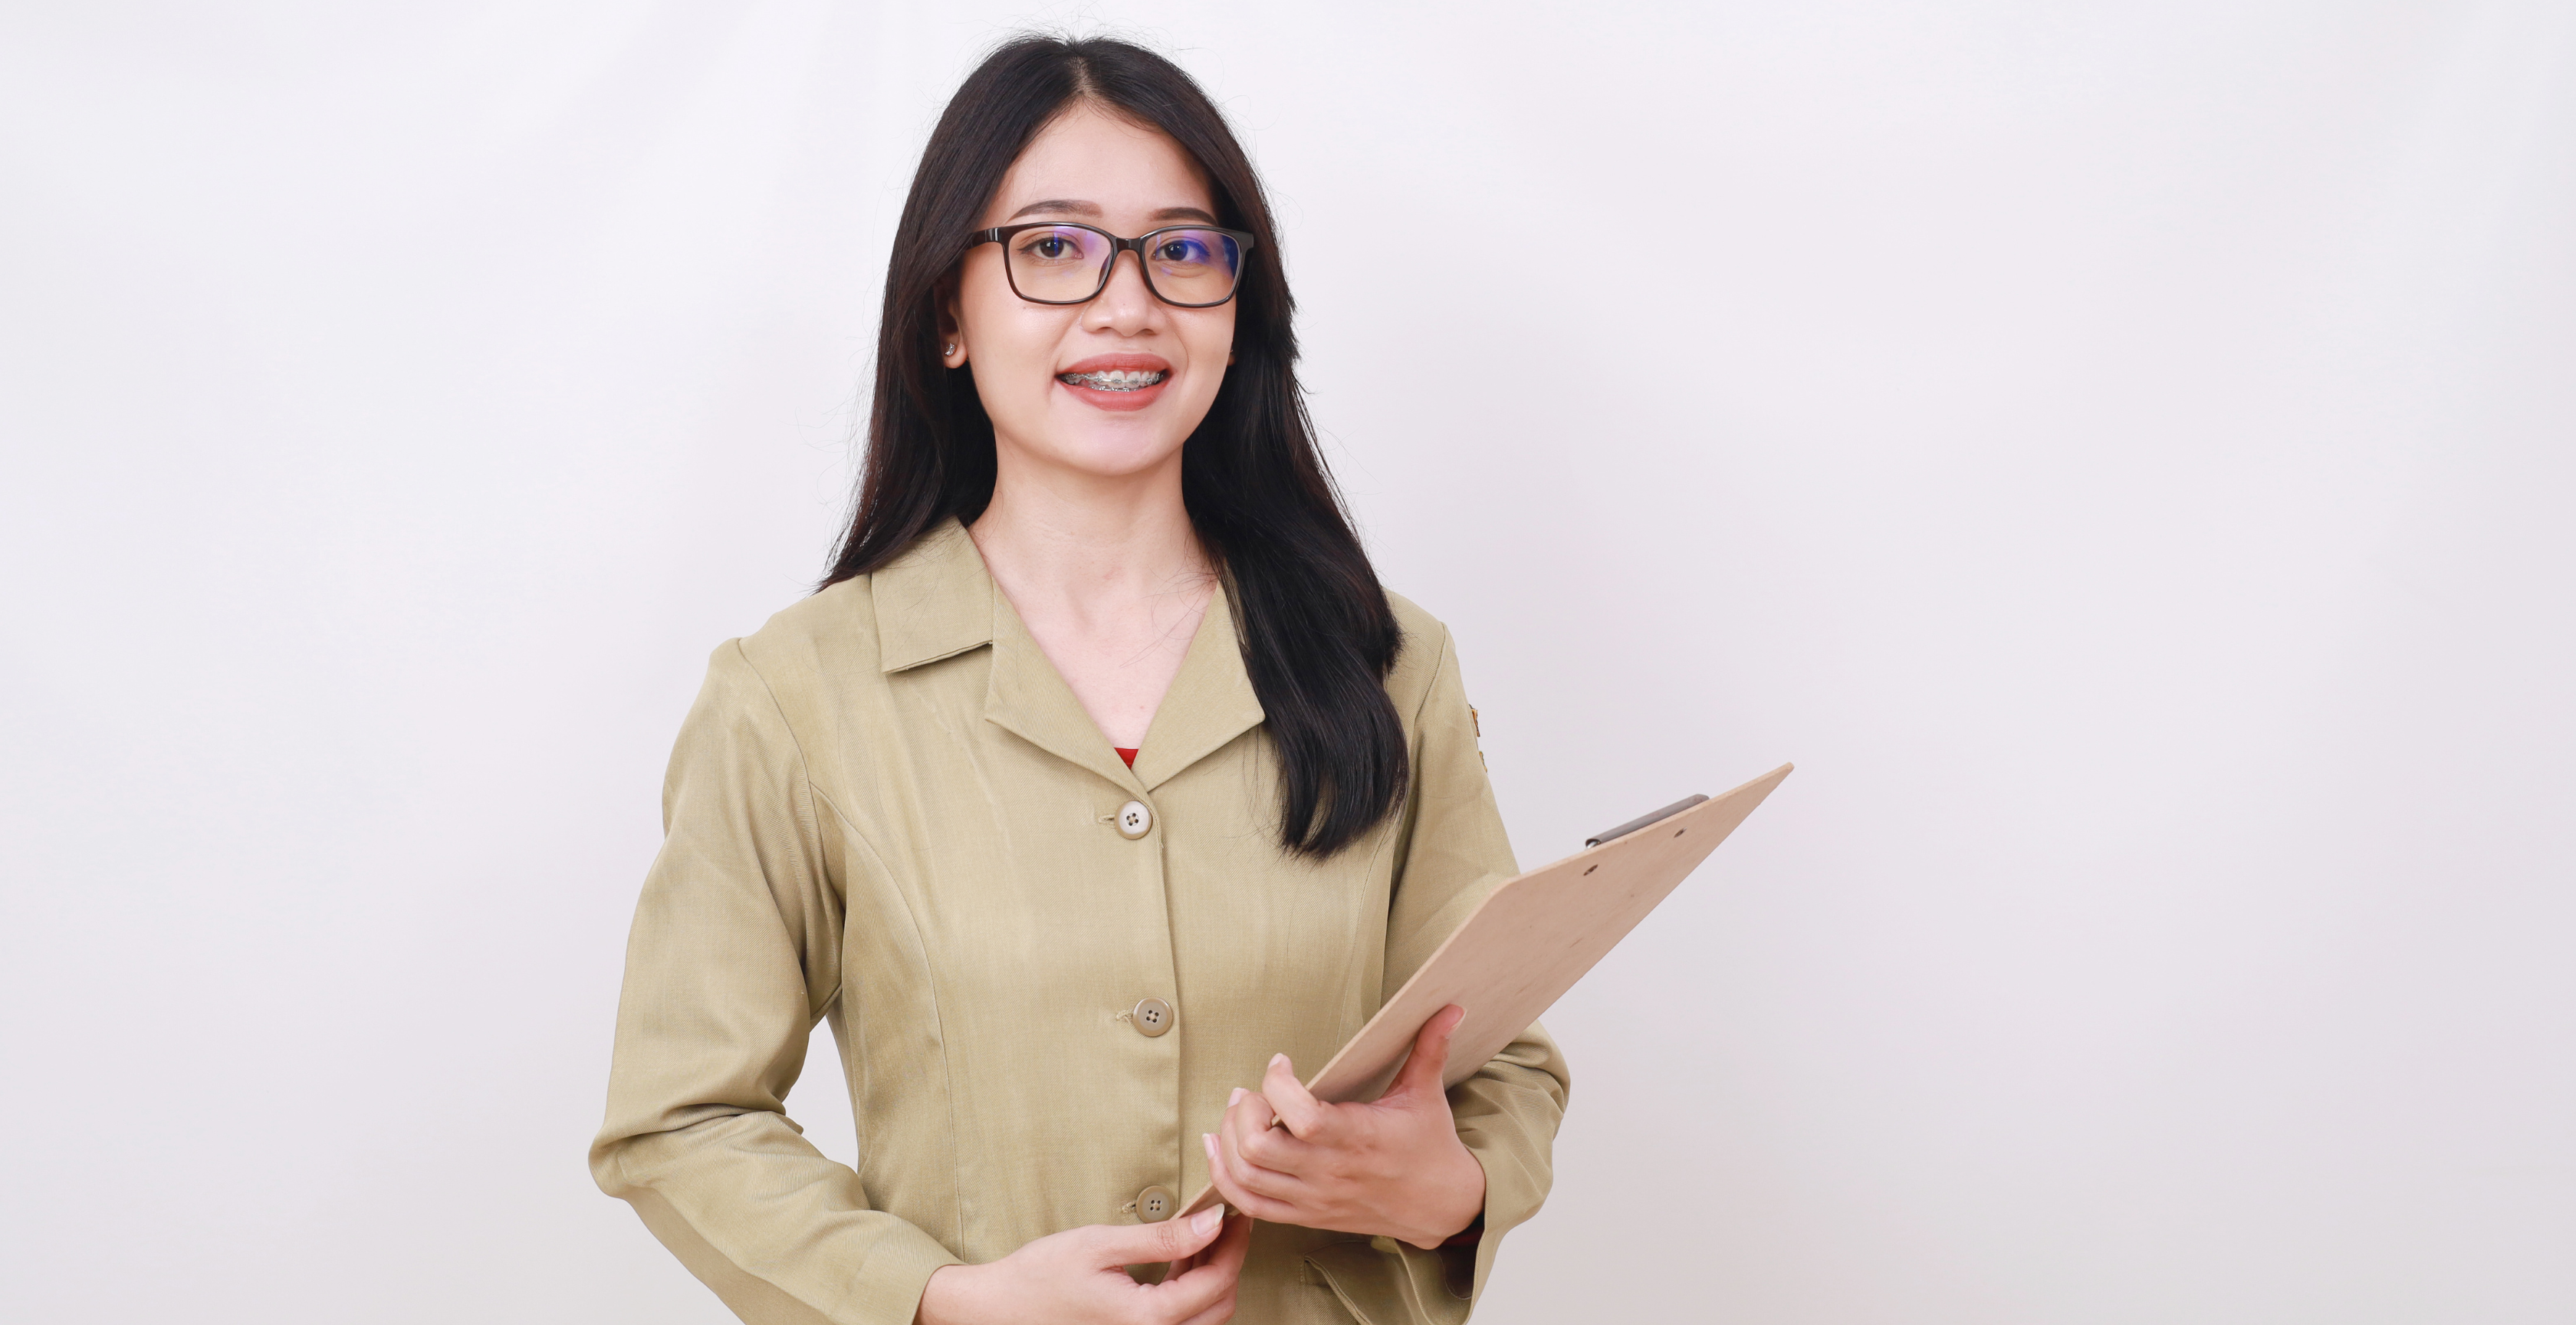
[1060,368,1168,390]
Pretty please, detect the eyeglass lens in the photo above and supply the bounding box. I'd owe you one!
[1005,226,1242,305]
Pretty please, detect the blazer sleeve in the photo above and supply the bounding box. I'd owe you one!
[589,641,961,1325]
[1331,623,1572,1319]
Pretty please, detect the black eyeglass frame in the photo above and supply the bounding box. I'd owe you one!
[965,222,1259,309]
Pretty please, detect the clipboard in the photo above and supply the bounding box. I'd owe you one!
[1177,761,1792,1218]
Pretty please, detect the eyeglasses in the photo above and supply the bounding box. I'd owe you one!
[966,222,1256,308]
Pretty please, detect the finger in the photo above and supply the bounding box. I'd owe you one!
[1175,1289,1241,1325]
[1142,1256,1230,1324]
[1164,1208,1250,1286]
[1176,1296,1240,1325]
[1211,1210,1252,1270]
[1162,1205,1231,1281]
[1089,1204,1224,1269]
[1162,1211,1208,1283]
[1224,1085,1278,1134]
[1389,1003,1466,1099]
[1203,1131,1300,1224]
[1168,1215,1253,1325]
[1220,1090,1285,1174]
[1211,1108,1308,1201]
[1155,1214,1251,1324]
[1260,1054,1330,1138]
[1209,1126,1302,1208]
[1213,1123,1306,1204]
[1235,1109,1318,1176]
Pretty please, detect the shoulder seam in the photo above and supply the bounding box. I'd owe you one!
[1408,622,1455,732]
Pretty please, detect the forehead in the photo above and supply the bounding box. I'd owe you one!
[985,103,1215,226]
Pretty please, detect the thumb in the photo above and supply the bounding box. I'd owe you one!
[1392,1003,1466,1097]
[1091,1205,1225,1268]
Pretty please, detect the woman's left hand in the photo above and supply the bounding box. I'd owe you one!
[1202,1004,1487,1251]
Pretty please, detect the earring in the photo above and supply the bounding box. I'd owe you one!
[945,344,957,357]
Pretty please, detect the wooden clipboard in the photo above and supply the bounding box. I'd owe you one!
[1177,761,1793,1218]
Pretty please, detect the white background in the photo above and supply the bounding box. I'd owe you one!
[4,3,2571,1321]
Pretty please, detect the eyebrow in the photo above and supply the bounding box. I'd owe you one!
[1004,199,1222,225]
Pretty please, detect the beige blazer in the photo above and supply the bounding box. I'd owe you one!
[591,519,1568,1325]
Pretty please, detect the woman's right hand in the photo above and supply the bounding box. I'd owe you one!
[914,1207,1251,1325]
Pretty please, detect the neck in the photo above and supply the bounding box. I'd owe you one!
[968,443,1211,618]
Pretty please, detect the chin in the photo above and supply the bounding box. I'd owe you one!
[1042,430,1189,479]
[1027,403,1196,478]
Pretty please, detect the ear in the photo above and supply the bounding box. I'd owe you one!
[936,275,966,366]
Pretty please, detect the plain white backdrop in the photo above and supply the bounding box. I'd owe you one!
[4,2,2571,1321]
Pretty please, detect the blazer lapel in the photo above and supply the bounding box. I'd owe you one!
[876,518,1262,791]
[872,518,1126,784]
[983,587,1143,789]
[1130,581,1266,791]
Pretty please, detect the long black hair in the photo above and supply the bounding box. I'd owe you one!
[822,35,1407,858]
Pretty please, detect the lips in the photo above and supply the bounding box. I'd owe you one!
[1056,353,1173,412]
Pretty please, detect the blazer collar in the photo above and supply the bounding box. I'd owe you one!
[871,519,997,672]
[872,518,1267,791]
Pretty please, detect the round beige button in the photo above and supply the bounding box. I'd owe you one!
[1137,1185,1175,1222]
[1116,800,1152,839]
[1132,997,1174,1037]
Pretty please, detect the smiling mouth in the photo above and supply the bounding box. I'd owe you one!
[1058,369,1168,392]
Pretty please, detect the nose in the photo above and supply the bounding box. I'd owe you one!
[1084,246,1161,337]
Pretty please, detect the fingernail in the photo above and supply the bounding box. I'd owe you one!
[1228,1087,1245,1106]
[1202,1133,1216,1156]
[1270,1053,1289,1068]
[1193,1207,1222,1235]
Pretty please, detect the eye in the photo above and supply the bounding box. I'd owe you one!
[1154,237,1210,264]
[1013,228,1092,263]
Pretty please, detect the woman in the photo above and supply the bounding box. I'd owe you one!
[592,35,1567,1325]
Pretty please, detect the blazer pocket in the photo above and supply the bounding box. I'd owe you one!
[1304,1238,1473,1325]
